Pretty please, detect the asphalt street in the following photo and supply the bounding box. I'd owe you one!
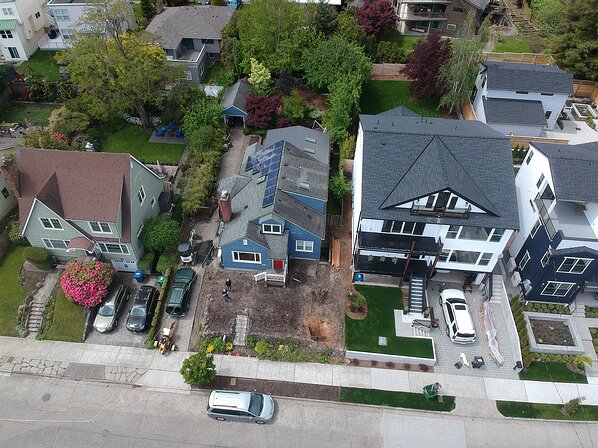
[0,374,597,448]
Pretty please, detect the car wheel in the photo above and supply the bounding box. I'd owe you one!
[446,325,450,337]
[256,420,266,425]
[439,296,442,306]
[216,417,225,421]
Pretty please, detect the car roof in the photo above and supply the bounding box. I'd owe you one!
[174,268,195,282]
[136,285,155,301]
[442,288,465,299]
[167,287,185,306]
[209,390,251,410]
[104,284,126,306]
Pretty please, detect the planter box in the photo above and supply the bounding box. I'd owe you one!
[524,312,585,355]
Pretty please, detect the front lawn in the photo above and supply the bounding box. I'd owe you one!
[345,285,434,358]
[379,29,423,53]
[341,387,455,412]
[40,289,86,342]
[1,104,57,126]
[497,401,598,420]
[360,80,442,117]
[102,124,185,165]
[17,51,60,82]
[0,246,26,336]
[519,362,588,384]
[493,38,532,53]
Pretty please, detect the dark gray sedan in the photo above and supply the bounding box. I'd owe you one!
[126,285,158,332]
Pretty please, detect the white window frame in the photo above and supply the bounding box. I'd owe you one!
[541,281,575,297]
[42,238,70,250]
[536,173,545,189]
[40,217,63,230]
[540,250,551,267]
[296,240,314,253]
[557,257,592,275]
[137,186,146,205]
[387,221,417,235]
[0,30,13,39]
[2,7,14,16]
[525,150,534,165]
[53,9,70,21]
[97,243,130,255]
[151,196,156,208]
[7,47,19,59]
[89,221,111,234]
[137,222,144,237]
[478,252,492,266]
[519,251,530,270]
[489,228,505,242]
[183,71,192,81]
[232,251,261,264]
[262,223,282,234]
[530,219,541,238]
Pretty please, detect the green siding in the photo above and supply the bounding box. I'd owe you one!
[0,173,16,220]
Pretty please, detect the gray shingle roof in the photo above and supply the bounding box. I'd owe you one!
[482,97,547,127]
[359,112,520,230]
[278,143,329,201]
[221,79,252,114]
[146,6,233,49]
[533,141,598,203]
[377,107,419,118]
[264,126,330,165]
[484,61,573,95]
[273,191,325,238]
[264,231,289,260]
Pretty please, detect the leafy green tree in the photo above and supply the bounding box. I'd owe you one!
[181,92,225,153]
[248,58,272,95]
[376,41,406,63]
[329,173,351,201]
[156,251,179,273]
[180,352,216,385]
[305,1,337,36]
[549,0,598,81]
[22,128,71,150]
[439,13,490,113]
[48,106,90,137]
[62,1,180,128]
[322,79,361,145]
[220,13,243,74]
[282,89,305,120]
[334,9,366,45]
[140,0,156,22]
[140,215,180,253]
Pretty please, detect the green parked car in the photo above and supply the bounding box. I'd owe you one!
[165,268,197,317]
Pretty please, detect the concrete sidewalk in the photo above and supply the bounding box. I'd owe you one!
[0,336,595,406]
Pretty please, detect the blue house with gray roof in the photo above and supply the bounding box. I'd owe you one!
[217,127,330,282]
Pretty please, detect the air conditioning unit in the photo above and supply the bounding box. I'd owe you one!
[510,271,522,288]
[507,257,517,272]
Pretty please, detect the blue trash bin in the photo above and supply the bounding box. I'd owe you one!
[134,269,144,283]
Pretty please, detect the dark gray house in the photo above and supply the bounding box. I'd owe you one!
[146,6,233,83]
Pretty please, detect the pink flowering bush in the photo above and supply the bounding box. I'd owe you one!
[60,260,115,307]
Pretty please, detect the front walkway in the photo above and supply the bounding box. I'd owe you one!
[1,336,597,406]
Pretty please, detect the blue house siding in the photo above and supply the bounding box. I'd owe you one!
[285,192,326,214]
[285,220,321,260]
[222,106,246,119]
[221,238,272,271]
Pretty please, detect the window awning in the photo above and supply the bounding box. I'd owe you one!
[67,236,96,253]
[0,19,18,31]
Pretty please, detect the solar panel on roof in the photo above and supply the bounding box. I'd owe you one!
[248,140,286,208]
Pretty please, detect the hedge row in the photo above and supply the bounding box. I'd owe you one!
[145,268,172,349]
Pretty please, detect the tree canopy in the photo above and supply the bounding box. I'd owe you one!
[140,215,181,253]
[401,33,452,97]
[355,0,398,38]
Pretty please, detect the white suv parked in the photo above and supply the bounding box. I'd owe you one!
[439,289,476,344]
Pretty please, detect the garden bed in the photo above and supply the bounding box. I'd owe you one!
[586,306,598,318]
[529,318,574,346]
[523,302,570,315]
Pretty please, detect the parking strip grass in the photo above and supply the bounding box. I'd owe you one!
[497,401,598,420]
[360,80,442,117]
[2,104,57,126]
[341,387,455,412]
[519,362,588,384]
[17,50,60,82]
[345,285,434,358]
[0,246,26,336]
[41,289,86,343]
[102,124,185,165]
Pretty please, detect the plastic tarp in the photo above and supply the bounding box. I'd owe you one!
[481,302,504,365]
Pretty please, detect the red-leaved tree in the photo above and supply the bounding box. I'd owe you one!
[246,95,281,129]
[355,0,398,38]
[401,33,453,98]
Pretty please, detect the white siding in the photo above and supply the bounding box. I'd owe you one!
[352,124,364,254]
[583,202,598,239]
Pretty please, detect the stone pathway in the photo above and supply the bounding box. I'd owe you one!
[26,270,59,337]
[1,356,68,377]
[233,314,249,346]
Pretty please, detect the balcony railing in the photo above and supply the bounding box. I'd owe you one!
[534,194,557,240]
[411,204,471,218]
[407,7,446,18]
[38,33,71,51]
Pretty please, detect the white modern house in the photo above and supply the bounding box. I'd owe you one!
[39,0,134,51]
[472,61,573,137]
[0,0,47,62]
[352,107,519,311]
[509,141,598,304]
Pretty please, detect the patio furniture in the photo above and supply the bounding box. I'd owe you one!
[155,127,166,137]
[174,129,184,138]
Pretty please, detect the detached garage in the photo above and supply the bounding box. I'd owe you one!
[221,78,251,127]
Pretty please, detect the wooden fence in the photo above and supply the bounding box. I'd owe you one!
[461,100,478,121]
[483,52,555,65]
[573,80,598,102]
[510,135,569,149]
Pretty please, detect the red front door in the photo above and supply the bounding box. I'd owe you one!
[273,259,283,270]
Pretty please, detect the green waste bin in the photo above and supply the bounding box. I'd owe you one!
[157,275,165,286]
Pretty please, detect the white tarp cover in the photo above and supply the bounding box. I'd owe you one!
[481,302,504,365]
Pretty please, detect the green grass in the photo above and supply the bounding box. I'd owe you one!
[379,29,423,52]
[102,124,185,165]
[493,38,532,53]
[497,401,598,420]
[360,81,442,117]
[17,51,60,82]
[1,104,57,126]
[42,289,85,342]
[341,387,455,412]
[0,246,26,336]
[345,285,434,358]
[519,362,588,384]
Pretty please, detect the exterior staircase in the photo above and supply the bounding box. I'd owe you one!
[490,275,504,303]
[233,314,249,346]
[26,271,59,338]
[409,276,425,313]
[412,323,430,337]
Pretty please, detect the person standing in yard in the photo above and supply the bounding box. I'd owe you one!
[222,289,231,302]
[225,278,232,292]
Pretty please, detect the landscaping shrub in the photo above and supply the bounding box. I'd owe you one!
[48,106,90,137]
[22,247,51,269]
[22,128,71,150]
[60,260,115,307]
[156,251,179,274]
[250,337,333,363]
[145,268,171,348]
[376,41,405,63]
[140,215,180,253]
[329,173,351,201]
[282,89,305,120]
[8,220,26,245]
[180,352,216,385]
[200,335,232,353]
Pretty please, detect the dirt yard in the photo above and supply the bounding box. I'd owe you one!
[191,260,347,351]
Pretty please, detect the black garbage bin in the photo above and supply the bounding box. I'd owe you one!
[472,356,485,369]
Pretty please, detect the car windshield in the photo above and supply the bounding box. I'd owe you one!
[98,304,114,317]
[130,306,146,318]
[248,393,264,416]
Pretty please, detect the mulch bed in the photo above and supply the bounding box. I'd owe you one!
[192,376,340,402]
[530,318,575,346]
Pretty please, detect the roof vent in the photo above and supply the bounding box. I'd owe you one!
[284,162,288,166]
[303,147,316,154]
[305,137,317,144]
[298,182,310,190]
[381,141,386,145]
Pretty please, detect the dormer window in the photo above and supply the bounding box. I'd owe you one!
[262,223,282,234]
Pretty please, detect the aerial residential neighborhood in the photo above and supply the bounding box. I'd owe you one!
[0,0,597,446]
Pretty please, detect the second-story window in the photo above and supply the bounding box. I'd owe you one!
[2,7,14,16]
[89,221,111,233]
[40,217,63,230]
[0,30,13,39]
[262,224,282,234]
[53,9,70,21]
[137,186,146,205]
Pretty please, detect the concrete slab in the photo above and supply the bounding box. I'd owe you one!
[555,382,598,405]
[442,374,488,399]
[256,359,296,382]
[382,413,467,448]
[370,368,411,392]
[484,377,527,401]
[407,372,446,394]
[216,354,259,378]
[332,365,371,388]
[80,344,121,365]
[294,363,333,386]
[135,370,190,392]
[523,380,562,403]
[149,351,189,372]
[64,363,106,381]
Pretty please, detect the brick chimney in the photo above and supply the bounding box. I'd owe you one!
[155,0,165,14]
[0,157,20,199]
[219,190,232,223]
